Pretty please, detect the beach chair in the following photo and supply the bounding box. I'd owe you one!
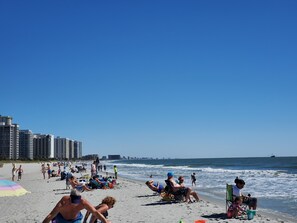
[226,184,233,213]
[226,184,249,216]
[163,180,184,202]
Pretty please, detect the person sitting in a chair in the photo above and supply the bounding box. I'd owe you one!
[166,172,199,203]
[145,180,165,194]
[233,177,257,210]
[69,176,92,192]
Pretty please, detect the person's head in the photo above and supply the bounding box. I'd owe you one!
[145,181,152,185]
[193,173,195,175]
[101,196,116,209]
[234,196,242,205]
[178,176,184,182]
[70,189,81,204]
[234,177,245,189]
[167,172,174,178]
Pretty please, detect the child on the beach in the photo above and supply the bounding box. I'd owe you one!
[16,165,23,181]
[227,197,245,218]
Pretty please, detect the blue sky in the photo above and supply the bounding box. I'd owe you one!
[1,1,296,158]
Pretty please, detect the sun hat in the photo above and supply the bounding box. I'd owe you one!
[167,172,174,177]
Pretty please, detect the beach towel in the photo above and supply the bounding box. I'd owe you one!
[52,212,83,223]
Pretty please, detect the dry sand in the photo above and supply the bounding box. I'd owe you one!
[0,162,295,223]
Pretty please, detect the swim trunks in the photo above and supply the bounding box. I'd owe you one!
[52,212,83,223]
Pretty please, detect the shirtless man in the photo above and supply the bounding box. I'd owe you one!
[42,189,110,223]
[167,172,199,203]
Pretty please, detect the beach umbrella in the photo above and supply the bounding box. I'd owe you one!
[0,178,29,197]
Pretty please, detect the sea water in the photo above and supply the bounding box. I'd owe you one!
[94,157,297,219]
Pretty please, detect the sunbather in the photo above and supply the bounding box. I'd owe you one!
[177,176,200,202]
[83,196,116,223]
[69,176,92,192]
[145,180,165,194]
[166,172,199,203]
[42,189,110,223]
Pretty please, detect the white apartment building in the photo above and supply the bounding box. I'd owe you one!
[33,134,54,159]
[0,115,19,159]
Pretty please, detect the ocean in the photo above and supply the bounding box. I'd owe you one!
[100,157,297,220]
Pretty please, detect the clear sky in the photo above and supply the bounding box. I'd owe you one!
[1,1,296,158]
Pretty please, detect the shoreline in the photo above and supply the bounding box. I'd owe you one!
[115,174,297,223]
[0,162,296,223]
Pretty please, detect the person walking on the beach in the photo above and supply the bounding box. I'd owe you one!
[41,163,46,179]
[83,196,116,223]
[47,163,51,179]
[113,165,118,179]
[191,172,196,186]
[42,189,110,223]
[95,157,100,175]
[12,163,16,181]
[91,161,96,177]
[16,165,23,181]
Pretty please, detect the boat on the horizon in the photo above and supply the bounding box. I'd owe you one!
[270,154,276,158]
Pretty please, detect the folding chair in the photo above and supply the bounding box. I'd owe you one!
[163,180,184,202]
[226,184,234,213]
[226,183,249,217]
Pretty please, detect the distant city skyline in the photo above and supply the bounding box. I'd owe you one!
[0,115,82,160]
[1,1,296,158]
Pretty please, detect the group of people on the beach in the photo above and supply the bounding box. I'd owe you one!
[146,172,258,220]
[11,163,23,181]
[42,159,117,223]
[146,172,200,203]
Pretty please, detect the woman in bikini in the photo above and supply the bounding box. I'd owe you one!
[83,196,116,223]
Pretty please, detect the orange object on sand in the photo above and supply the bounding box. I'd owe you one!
[194,220,206,223]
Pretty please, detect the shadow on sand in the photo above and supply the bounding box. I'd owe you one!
[201,213,228,220]
[136,194,159,198]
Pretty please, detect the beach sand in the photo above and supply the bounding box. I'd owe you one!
[0,162,295,223]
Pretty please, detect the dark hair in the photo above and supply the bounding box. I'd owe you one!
[234,177,245,185]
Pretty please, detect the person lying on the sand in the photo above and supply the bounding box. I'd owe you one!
[83,196,116,223]
[145,180,165,194]
[42,189,110,223]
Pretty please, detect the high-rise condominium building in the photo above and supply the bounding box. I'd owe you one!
[54,137,70,160]
[19,130,33,160]
[33,134,54,159]
[74,141,82,159]
[0,115,19,159]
